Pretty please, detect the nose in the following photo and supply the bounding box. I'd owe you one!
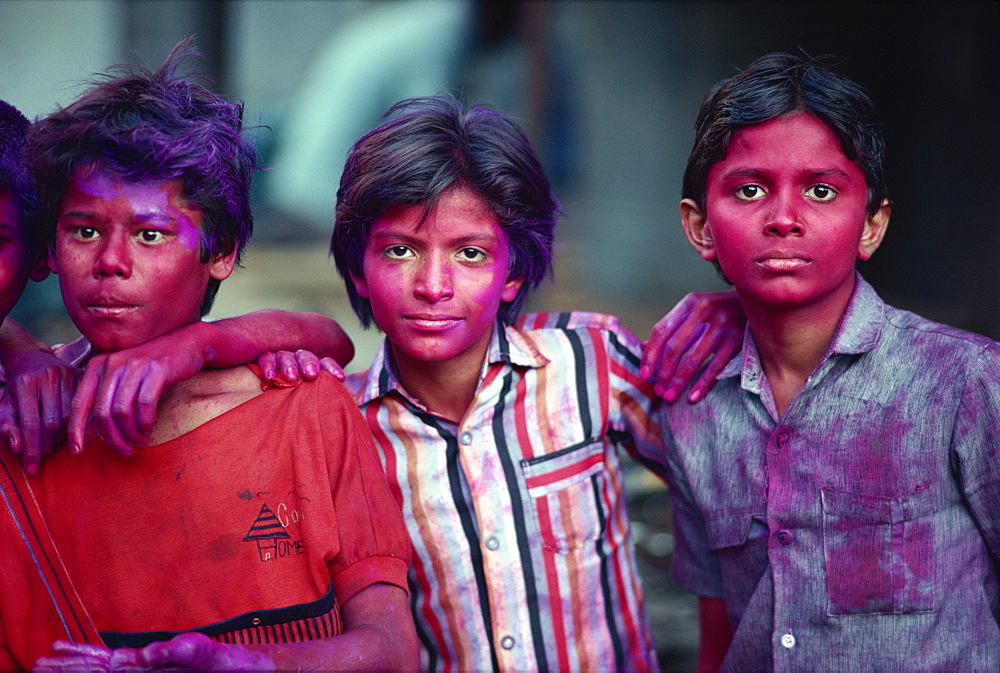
[413,255,453,303]
[764,192,804,237]
[93,234,132,278]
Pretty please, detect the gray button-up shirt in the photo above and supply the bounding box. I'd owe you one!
[661,275,1000,671]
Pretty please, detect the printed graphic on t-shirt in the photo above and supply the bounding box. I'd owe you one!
[243,502,305,562]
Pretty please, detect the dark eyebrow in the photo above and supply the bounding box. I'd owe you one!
[134,213,175,225]
[60,210,94,220]
[808,169,852,180]
[370,232,500,246]
[721,168,853,181]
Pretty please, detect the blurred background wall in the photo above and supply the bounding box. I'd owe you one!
[1,0,996,667]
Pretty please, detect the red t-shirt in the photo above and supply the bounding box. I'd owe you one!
[0,372,410,668]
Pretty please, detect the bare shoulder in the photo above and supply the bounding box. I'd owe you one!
[149,365,263,445]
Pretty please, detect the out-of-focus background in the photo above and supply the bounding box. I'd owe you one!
[2,1,996,668]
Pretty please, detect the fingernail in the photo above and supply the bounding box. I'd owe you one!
[26,462,37,475]
[121,449,134,458]
[639,365,649,379]
[688,390,702,404]
[664,388,678,403]
[70,443,81,455]
[304,364,318,376]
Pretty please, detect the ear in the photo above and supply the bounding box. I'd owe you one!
[350,272,370,299]
[30,249,50,282]
[501,275,525,303]
[857,199,891,261]
[680,198,717,262]
[47,246,59,276]
[208,248,238,282]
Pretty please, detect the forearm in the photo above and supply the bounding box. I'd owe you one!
[135,584,418,671]
[0,318,53,363]
[259,583,418,671]
[191,310,354,369]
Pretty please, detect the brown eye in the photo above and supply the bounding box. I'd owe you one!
[735,185,765,201]
[384,245,413,259]
[459,248,486,262]
[806,185,836,201]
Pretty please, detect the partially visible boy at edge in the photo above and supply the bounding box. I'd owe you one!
[0,44,416,670]
[290,93,745,672]
[656,52,1000,671]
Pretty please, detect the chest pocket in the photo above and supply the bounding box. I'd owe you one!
[821,488,936,616]
[521,438,607,553]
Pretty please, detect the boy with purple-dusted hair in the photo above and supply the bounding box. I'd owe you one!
[0,43,417,670]
[1,48,357,469]
[320,93,742,671]
[658,52,1000,670]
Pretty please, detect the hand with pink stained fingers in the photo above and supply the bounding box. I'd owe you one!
[68,339,205,457]
[255,349,346,386]
[137,632,273,671]
[32,640,143,671]
[640,290,745,403]
[0,348,79,474]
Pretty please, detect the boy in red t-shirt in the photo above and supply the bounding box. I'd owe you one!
[0,42,416,670]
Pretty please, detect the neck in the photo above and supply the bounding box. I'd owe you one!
[741,278,855,416]
[391,342,489,425]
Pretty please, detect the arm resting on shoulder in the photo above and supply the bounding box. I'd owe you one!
[640,290,745,403]
[68,310,354,455]
[697,595,732,673]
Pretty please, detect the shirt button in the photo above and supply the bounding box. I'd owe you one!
[485,535,500,551]
[780,632,796,649]
[776,430,790,448]
[459,431,473,445]
[500,635,516,650]
[252,617,261,626]
[776,529,794,545]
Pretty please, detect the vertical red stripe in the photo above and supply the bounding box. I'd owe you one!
[601,470,643,665]
[589,329,612,434]
[537,496,571,671]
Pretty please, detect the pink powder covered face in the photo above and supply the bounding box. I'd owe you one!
[49,168,231,353]
[698,113,881,316]
[353,186,523,378]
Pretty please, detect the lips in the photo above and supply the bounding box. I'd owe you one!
[404,314,463,330]
[85,297,140,318]
[755,252,812,272]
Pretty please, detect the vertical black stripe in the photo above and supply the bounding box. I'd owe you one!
[565,330,593,438]
[591,473,626,669]
[414,404,499,672]
[491,369,550,672]
[496,319,512,363]
[409,574,439,671]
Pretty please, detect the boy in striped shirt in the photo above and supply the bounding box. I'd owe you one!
[319,94,738,671]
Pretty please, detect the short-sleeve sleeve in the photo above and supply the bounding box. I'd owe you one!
[953,341,1000,560]
[603,319,666,478]
[659,425,725,598]
[310,376,412,603]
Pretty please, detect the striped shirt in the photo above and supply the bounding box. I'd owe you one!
[346,312,664,672]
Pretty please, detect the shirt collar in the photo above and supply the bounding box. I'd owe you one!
[352,319,549,407]
[718,272,886,387]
